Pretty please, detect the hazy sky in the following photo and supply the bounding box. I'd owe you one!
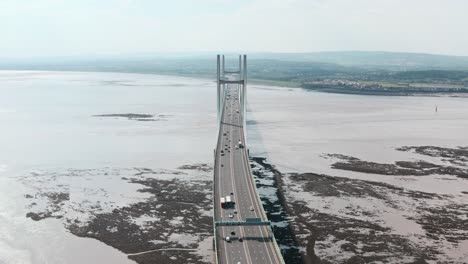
[1,0,468,57]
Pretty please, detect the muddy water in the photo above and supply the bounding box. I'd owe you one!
[246,85,468,263]
[0,71,218,263]
[2,71,468,263]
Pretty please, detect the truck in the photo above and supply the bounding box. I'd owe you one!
[225,195,234,208]
[220,197,226,208]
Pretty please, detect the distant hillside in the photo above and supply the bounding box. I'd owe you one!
[1,51,468,94]
[249,51,468,71]
[0,56,351,81]
[2,51,468,72]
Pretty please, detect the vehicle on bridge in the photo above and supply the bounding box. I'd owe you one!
[220,195,235,209]
[225,195,234,208]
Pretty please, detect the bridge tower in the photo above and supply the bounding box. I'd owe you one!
[216,54,247,143]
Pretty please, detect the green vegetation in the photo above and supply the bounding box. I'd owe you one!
[1,51,468,95]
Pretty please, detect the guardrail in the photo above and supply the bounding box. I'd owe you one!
[213,85,228,264]
[215,219,272,227]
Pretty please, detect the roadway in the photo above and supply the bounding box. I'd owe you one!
[214,83,284,264]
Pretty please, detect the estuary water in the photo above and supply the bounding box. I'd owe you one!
[0,71,217,264]
[1,71,467,263]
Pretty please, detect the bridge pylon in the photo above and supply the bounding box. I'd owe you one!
[216,54,247,144]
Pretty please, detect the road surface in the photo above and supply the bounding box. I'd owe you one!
[214,84,284,264]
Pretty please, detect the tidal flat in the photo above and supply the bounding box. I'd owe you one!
[1,71,468,263]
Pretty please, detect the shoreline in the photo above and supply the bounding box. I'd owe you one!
[2,69,468,96]
[303,88,468,97]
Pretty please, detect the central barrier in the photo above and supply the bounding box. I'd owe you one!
[215,219,272,227]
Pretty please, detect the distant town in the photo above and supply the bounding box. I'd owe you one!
[2,51,468,96]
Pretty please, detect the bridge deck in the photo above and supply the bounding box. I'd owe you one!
[214,84,284,264]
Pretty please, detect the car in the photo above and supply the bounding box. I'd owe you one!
[228,213,234,218]
[230,192,234,195]
[234,210,237,214]
[231,231,236,236]
[250,206,254,211]
[225,236,231,242]
[238,237,243,242]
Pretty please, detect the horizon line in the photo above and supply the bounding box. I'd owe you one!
[2,50,468,60]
